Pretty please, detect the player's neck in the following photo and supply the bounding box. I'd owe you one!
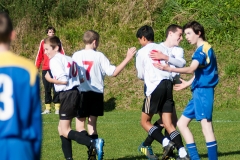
[163,40,174,48]
[85,44,95,50]
[196,39,204,47]
[0,43,10,53]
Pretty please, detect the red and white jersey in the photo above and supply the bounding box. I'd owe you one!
[72,49,116,93]
[50,53,80,92]
[158,42,186,77]
[136,43,172,96]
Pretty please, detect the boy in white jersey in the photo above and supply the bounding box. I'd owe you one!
[155,21,219,160]
[135,25,188,160]
[72,30,136,152]
[44,36,104,160]
[139,24,189,160]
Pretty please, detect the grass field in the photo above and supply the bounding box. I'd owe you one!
[41,110,240,160]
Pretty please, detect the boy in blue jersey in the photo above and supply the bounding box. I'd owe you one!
[0,12,42,160]
[44,36,104,160]
[155,21,219,160]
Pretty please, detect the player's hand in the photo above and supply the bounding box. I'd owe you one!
[149,50,168,61]
[173,78,188,91]
[126,47,137,60]
[153,63,171,71]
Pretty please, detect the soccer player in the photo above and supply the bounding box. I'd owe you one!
[44,36,104,160]
[154,21,219,160]
[135,25,187,160]
[35,26,65,114]
[72,30,136,142]
[0,12,42,160]
[138,24,189,160]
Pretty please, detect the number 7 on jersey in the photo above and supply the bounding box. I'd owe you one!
[83,61,93,80]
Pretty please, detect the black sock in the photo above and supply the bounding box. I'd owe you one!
[169,130,184,150]
[60,136,72,159]
[148,126,165,144]
[80,130,89,136]
[89,134,98,139]
[68,130,92,147]
[143,121,164,146]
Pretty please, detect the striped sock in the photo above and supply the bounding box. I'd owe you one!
[186,143,200,160]
[206,141,218,160]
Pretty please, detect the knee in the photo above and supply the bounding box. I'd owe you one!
[177,119,185,130]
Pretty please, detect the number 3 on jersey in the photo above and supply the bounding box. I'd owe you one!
[83,61,93,80]
[0,74,14,121]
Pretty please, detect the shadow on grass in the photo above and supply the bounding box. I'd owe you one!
[104,97,116,112]
[113,154,161,160]
[199,150,240,158]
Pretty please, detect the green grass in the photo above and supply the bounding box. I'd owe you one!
[41,110,240,160]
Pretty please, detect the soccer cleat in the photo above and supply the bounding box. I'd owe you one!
[55,110,59,114]
[41,110,50,114]
[94,138,104,160]
[162,141,175,160]
[176,155,190,160]
[87,146,96,160]
[138,143,159,160]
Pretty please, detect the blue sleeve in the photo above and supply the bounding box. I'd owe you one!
[192,50,207,66]
[31,75,42,160]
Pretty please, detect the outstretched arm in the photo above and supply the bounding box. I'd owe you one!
[173,76,195,91]
[153,59,199,74]
[112,47,137,76]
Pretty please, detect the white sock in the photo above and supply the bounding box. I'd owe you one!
[162,138,170,147]
[179,147,187,158]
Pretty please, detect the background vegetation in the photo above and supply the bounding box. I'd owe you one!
[1,0,240,111]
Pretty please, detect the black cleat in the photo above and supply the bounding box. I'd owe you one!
[162,141,175,160]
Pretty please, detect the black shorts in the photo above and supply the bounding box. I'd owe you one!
[59,87,80,120]
[142,80,174,114]
[79,91,104,117]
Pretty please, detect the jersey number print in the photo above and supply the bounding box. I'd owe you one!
[83,61,93,80]
[0,74,14,121]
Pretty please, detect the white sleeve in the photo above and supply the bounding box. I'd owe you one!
[99,53,116,76]
[135,51,144,80]
[168,47,186,68]
[50,59,68,82]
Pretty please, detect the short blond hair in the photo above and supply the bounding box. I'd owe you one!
[83,30,99,44]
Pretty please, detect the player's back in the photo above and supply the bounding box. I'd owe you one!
[72,49,116,93]
[0,51,42,142]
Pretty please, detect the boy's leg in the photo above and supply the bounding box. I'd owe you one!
[140,112,167,160]
[58,121,73,159]
[88,116,98,139]
[177,115,200,160]
[201,119,218,160]
[42,70,52,114]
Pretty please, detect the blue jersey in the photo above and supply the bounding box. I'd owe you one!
[0,52,42,160]
[191,42,219,90]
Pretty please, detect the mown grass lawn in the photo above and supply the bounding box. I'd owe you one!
[41,110,240,160]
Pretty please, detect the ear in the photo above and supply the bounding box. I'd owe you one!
[10,30,16,41]
[54,46,59,52]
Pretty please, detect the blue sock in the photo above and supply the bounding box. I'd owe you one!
[206,141,218,160]
[186,143,200,160]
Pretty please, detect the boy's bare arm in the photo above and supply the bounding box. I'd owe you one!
[173,76,195,91]
[112,47,137,77]
[45,71,67,85]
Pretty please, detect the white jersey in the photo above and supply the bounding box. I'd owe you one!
[136,43,172,96]
[158,42,186,77]
[72,49,116,93]
[50,53,80,92]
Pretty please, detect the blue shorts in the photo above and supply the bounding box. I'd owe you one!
[0,139,35,160]
[183,88,214,121]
